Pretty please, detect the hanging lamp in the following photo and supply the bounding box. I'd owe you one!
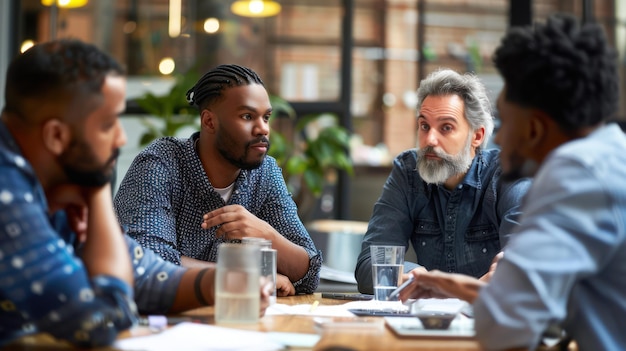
[231,0,281,18]
[41,0,88,8]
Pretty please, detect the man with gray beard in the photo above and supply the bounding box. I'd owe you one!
[355,68,531,294]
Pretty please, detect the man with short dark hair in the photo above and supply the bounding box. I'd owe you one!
[0,40,269,348]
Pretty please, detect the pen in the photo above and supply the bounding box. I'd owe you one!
[387,276,415,301]
[309,300,320,313]
[138,315,209,328]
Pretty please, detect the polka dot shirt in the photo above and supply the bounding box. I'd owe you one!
[114,132,322,294]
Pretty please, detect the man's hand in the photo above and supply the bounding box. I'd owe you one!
[398,270,485,303]
[479,251,503,283]
[201,205,274,242]
[275,273,296,296]
[46,184,90,242]
[259,278,273,317]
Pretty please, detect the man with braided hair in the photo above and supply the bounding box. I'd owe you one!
[115,64,321,295]
[397,14,626,350]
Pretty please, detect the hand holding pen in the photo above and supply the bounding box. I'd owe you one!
[389,269,485,303]
[387,276,415,301]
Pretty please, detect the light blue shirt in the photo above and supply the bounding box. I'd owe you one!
[474,124,626,351]
[355,148,531,294]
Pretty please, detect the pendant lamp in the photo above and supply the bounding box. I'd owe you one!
[41,0,88,8]
[231,0,281,18]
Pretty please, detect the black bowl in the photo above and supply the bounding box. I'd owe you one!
[415,311,457,330]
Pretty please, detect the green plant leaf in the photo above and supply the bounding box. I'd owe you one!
[303,169,325,196]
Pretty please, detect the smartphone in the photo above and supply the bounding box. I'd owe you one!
[321,292,374,301]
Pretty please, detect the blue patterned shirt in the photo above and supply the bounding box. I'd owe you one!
[0,120,188,347]
[114,132,322,293]
[0,121,138,348]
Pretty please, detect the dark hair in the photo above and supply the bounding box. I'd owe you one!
[493,14,619,130]
[185,64,264,110]
[4,39,124,119]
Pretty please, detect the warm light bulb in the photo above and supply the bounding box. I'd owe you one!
[41,0,88,8]
[203,18,220,34]
[230,0,281,18]
[159,57,176,75]
[20,40,35,53]
[249,0,264,14]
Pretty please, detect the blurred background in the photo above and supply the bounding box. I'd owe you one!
[1,0,623,287]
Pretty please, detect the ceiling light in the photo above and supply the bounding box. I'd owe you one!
[231,0,281,18]
[41,0,88,8]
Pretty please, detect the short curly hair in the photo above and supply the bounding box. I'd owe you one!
[493,14,619,130]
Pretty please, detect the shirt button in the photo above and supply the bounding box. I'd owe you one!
[447,253,452,258]
[421,242,426,246]
[447,236,452,240]
[482,248,487,253]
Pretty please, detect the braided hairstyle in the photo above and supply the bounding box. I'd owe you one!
[186,64,264,111]
[4,38,124,122]
[493,14,618,131]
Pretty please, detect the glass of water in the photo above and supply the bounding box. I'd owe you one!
[370,245,405,301]
[215,243,261,324]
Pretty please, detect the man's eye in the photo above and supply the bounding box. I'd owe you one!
[420,124,429,131]
[263,115,271,122]
[242,114,252,120]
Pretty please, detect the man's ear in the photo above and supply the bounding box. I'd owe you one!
[41,119,71,156]
[528,110,549,148]
[200,109,217,134]
[471,126,485,149]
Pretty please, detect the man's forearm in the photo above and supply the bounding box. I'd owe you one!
[181,255,217,269]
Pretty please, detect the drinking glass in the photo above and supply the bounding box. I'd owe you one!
[370,245,405,301]
[215,243,261,324]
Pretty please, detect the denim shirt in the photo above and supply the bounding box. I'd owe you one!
[355,148,531,294]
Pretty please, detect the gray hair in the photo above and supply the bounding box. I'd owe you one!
[416,69,494,149]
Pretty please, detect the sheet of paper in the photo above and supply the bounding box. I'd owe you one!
[114,322,285,351]
[266,299,409,317]
[266,298,468,318]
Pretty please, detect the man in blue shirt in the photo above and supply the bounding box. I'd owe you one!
[397,14,626,351]
[355,69,531,294]
[114,65,321,295]
[0,40,270,348]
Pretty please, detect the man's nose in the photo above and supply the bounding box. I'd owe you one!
[254,118,270,136]
[115,120,128,148]
[425,130,439,146]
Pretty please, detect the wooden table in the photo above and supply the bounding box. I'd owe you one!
[4,293,573,350]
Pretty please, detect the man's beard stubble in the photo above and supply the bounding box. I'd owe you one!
[60,143,120,188]
[217,136,271,171]
[416,137,474,185]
